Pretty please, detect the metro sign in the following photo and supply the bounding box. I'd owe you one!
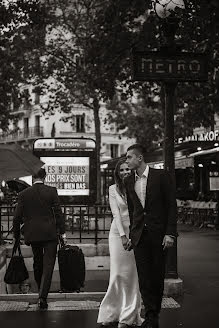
[132,51,208,82]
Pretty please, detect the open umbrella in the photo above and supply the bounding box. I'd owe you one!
[0,144,44,181]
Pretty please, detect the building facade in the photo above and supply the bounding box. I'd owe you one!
[0,87,135,162]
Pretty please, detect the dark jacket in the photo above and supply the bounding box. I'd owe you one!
[13,183,65,244]
[124,168,177,247]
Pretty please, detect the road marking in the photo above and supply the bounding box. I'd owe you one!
[0,298,180,312]
[0,301,29,311]
[161,297,180,308]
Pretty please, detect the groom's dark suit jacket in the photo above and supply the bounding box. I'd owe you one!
[13,183,65,244]
[124,167,177,247]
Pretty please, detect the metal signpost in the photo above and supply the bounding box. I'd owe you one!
[132,38,208,279]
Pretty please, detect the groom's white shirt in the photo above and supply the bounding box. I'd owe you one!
[134,165,149,208]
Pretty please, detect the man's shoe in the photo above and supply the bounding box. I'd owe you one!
[38,298,48,310]
[145,319,159,328]
[141,315,159,328]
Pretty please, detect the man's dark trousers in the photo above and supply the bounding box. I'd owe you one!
[31,240,57,299]
[133,227,167,318]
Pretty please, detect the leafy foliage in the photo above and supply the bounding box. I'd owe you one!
[107,84,163,152]
[1,0,219,150]
[174,0,219,131]
[0,0,46,131]
[106,0,219,147]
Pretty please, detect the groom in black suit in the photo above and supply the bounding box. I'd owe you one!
[13,168,66,309]
[124,144,177,328]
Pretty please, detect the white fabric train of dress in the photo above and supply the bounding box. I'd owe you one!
[97,184,143,326]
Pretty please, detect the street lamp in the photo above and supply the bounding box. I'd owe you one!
[154,0,186,280]
[153,0,186,51]
[133,0,206,287]
[154,0,185,19]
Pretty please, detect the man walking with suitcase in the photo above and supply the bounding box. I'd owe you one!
[13,168,66,309]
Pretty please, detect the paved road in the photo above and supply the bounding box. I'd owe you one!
[1,224,219,328]
[173,224,219,327]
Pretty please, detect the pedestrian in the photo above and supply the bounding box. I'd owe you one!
[13,168,66,309]
[97,159,143,328]
[124,144,177,328]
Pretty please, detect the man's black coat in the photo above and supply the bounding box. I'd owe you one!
[13,183,65,244]
[124,168,177,247]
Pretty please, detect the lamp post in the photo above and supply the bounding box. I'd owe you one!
[133,1,207,286]
[154,0,186,279]
[154,0,185,181]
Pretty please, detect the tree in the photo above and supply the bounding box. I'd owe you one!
[0,0,46,131]
[107,84,163,152]
[31,0,150,202]
[175,0,219,131]
[3,0,219,198]
[107,1,219,147]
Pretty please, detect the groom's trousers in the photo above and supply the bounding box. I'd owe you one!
[133,227,167,317]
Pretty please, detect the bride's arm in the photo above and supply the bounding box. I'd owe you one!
[109,185,126,237]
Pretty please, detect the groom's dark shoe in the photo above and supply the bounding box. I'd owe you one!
[146,323,159,328]
[146,317,159,328]
[143,312,159,328]
[38,298,48,310]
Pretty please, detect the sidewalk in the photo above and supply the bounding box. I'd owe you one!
[1,223,219,328]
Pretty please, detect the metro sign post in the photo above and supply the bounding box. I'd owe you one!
[132,49,208,281]
[132,49,208,179]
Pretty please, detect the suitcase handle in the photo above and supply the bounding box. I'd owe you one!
[58,235,65,248]
[58,238,79,251]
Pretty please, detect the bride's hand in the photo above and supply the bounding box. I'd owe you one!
[121,235,129,250]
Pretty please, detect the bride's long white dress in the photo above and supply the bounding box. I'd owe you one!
[97,184,143,326]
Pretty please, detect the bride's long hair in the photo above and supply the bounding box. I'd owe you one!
[114,158,128,198]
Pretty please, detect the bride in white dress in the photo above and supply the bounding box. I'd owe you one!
[97,159,143,328]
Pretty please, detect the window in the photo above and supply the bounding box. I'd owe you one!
[22,89,30,110]
[33,87,41,104]
[76,114,85,133]
[35,115,40,135]
[110,144,119,158]
[35,92,40,104]
[23,118,29,137]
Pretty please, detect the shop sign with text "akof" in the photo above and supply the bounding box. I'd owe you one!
[132,52,208,82]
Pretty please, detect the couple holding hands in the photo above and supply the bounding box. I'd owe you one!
[13,142,177,324]
[97,144,177,328]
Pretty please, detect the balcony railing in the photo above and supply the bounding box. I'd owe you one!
[0,127,44,142]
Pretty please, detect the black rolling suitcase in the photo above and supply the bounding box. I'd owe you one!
[58,244,85,292]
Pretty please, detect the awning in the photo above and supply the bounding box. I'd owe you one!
[175,156,194,169]
[150,156,194,169]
